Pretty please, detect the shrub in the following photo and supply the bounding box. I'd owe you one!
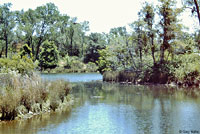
[173,53,200,85]
[71,60,86,72]
[39,40,59,70]
[96,48,112,74]
[63,54,72,69]
[0,55,35,75]
[20,44,33,58]
[86,62,98,72]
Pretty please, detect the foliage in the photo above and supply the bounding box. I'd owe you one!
[39,40,59,70]
[0,55,35,75]
[173,53,200,84]
[0,3,15,58]
[158,0,183,63]
[44,56,98,73]
[96,48,113,74]
[86,62,98,72]
[20,44,32,58]
[84,33,106,63]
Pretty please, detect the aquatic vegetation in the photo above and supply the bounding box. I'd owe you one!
[0,71,71,121]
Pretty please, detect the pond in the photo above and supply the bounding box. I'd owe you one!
[41,73,103,82]
[1,73,200,134]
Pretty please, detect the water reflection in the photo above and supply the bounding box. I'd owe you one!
[0,82,200,134]
[70,83,200,134]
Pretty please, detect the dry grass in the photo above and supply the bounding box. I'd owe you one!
[0,72,71,120]
[103,71,137,83]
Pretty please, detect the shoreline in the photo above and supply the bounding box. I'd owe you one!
[0,95,74,123]
[102,71,200,88]
[0,71,72,121]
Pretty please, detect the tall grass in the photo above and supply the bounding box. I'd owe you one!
[0,71,71,120]
[103,71,137,83]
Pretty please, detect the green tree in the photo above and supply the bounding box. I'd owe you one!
[84,33,106,63]
[52,14,70,57]
[35,3,60,60]
[39,40,59,70]
[16,9,37,56]
[97,48,112,74]
[158,0,182,63]
[130,19,147,68]
[0,3,15,57]
[108,27,137,70]
[141,2,156,65]
[67,18,86,57]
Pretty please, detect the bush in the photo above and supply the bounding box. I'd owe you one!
[86,62,98,72]
[20,44,33,58]
[173,53,200,85]
[43,56,98,73]
[39,40,59,70]
[63,56,87,73]
[0,55,35,75]
[96,48,112,74]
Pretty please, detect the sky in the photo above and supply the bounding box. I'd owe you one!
[0,0,198,33]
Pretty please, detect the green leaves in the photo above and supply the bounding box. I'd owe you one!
[0,3,15,57]
[39,40,59,70]
[0,55,35,75]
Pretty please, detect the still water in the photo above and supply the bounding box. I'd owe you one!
[1,73,200,134]
[41,73,102,82]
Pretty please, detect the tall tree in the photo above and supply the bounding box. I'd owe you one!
[80,21,90,57]
[84,33,106,63]
[16,9,37,56]
[130,19,146,68]
[141,2,156,65]
[158,0,182,63]
[34,3,60,60]
[53,14,70,57]
[0,3,15,57]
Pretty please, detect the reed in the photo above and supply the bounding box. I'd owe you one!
[0,71,71,120]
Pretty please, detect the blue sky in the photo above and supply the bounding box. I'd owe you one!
[0,0,198,33]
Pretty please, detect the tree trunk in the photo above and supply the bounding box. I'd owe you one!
[70,30,74,56]
[35,37,42,60]
[81,34,84,57]
[160,41,166,64]
[194,0,200,25]
[139,47,143,68]
[5,36,8,58]
[0,47,4,58]
[30,37,35,58]
[126,38,137,70]
[151,35,156,65]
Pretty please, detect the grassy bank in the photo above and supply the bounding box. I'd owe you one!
[0,71,72,121]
